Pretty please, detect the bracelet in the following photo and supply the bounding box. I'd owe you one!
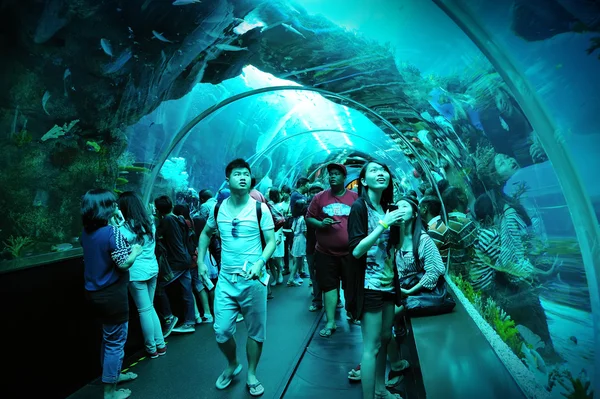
[378,220,389,229]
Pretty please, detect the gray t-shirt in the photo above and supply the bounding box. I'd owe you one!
[364,207,394,292]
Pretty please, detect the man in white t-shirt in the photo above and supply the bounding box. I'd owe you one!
[198,158,275,397]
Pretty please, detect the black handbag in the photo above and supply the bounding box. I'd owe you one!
[402,273,456,317]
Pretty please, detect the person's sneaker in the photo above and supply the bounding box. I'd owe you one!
[295,275,303,284]
[236,314,244,323]
[203,314,214,324]
[195,316,203,325]
[270,278,277,287]
[277,274,283,284]
[157,346,167,356]
[172,323,195,334]
[299,272,309,278]
[162,315,179,338]
[147,351,159,359]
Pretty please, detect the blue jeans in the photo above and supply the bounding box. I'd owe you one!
[155,269,196,325]
[101,322,128,384]
[129,277,165,353]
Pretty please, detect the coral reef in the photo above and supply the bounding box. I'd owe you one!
[2,236,34,258]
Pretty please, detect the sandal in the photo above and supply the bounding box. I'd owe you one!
[375,391,403,399]
[215,364,243,390]
[348,363,361,381]
[246,381,265,396]
[117,372,138,384]
[319,325,337,338]
[386,360,409,387]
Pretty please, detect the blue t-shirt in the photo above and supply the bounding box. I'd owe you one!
[81,225,131,291]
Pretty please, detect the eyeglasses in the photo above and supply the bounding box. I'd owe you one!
[231,218,240,238]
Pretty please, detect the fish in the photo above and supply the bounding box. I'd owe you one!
[152,31,173,43]
[42,91,51,115]
[172,0,201,5]
[215,44,247,51]
[128,27,134,39]
[63,68,71,96]
[499,115,510,131]
[100,38,113,57]
[86,141,101,152]
[281,22,306,39]
[569,335,578,344]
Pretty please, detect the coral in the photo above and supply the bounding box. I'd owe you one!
[555,370,593,399]
[451,275,525,356]
[13,130,32,147]
[2,236,34,258]
[41,119,79,141]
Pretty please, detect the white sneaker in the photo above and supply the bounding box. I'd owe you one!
[203,314,214,323]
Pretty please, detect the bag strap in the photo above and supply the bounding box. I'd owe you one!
[214,200,265,250]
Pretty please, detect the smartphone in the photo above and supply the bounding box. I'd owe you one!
[201,273,215,291]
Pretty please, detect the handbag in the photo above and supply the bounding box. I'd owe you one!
[402,273,456,317]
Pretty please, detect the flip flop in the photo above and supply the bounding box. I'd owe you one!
[215,364,243,390]
[246,381,265,396]
[117,372,138,384]
[319,325,337,338]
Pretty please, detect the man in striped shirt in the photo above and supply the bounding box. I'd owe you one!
[441,187,477,278]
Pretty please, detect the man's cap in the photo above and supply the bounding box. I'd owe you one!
[326,163,347,176]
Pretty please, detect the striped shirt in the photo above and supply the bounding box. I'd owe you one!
[469,227,500,292]
[396,234,445,290]
[498,205,534,282]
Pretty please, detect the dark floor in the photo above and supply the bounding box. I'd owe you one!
[282,309,424,399]
[68,282,321,399]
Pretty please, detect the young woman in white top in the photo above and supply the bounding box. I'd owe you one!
[118,191,166,358]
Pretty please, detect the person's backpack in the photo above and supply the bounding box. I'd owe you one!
[155,240,175,283]
[214,200,268,249]
[176,215,198,266]
[267,202,286,232]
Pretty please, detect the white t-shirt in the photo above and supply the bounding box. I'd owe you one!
[207,197,274,272]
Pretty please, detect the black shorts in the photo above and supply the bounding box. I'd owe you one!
[315,250,351,292]
[363,289,395,313]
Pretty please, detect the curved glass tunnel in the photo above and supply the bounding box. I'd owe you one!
[0,0,598,398]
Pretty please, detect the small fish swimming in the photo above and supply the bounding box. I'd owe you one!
[172,0,201,5]
[42,91,51,115]
[281,23,306,39]
[63,68,71,96]
[86,141,101,152]
[499,115,510,131]
[152,31,173,43]
[215,44,247,51]
[128,27,134,39]
[100,38,113,57]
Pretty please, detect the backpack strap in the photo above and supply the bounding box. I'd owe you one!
[215,200,265,250]
[256,200,266,250]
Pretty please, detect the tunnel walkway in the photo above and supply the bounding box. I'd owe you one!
[68,281,321,399]
[68,283,527,399]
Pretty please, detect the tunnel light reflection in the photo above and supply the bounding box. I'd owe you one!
[312,132,331,154]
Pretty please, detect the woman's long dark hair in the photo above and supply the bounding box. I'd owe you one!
[358,160,395,210]
[81,189,117,233]
[118,191,154,244]
[398,195,424,265]
[492,189,532,227]
[358,160,399,252]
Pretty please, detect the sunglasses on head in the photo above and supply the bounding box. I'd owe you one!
[231,218,240,238]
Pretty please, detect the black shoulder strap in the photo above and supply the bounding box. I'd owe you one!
[214,202,221,231]
[256,201,266,250]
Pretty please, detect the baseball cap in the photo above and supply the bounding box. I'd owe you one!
[327,163,347,176]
